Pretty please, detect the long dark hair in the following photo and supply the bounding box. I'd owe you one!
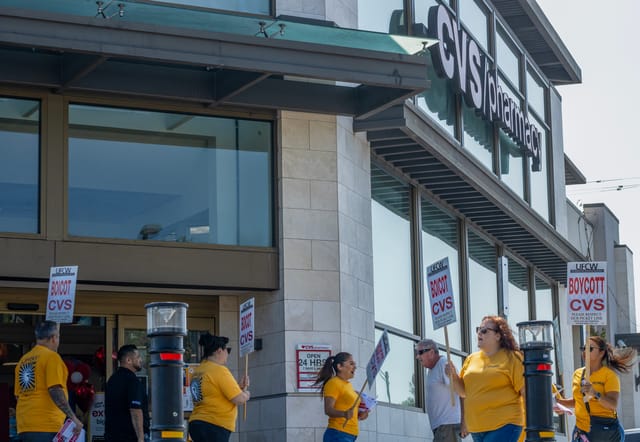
[589,336,636,374]
[199,332,229,359]
[313,352,352,394]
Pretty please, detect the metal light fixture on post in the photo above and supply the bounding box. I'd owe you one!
[146,302,188,442]
[517,320,555,442]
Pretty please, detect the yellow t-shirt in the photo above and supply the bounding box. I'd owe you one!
[572,366,619,432]
[188,360,243,432]
[14,345,69,433]
[460,349,525,433]
[324,376,360,436]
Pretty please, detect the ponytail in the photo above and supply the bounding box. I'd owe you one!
[313,352,352,394]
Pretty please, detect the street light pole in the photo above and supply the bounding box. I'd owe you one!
[517,320,556,442]
[146,302,189,442]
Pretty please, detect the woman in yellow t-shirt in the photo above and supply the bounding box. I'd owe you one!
[314,352,369,442]
[188,333,250,442]
[448,315,525,442]
[555,336,635,442]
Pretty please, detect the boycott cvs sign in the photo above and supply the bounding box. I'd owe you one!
[297,344,331,392]
[366,330,390,388]
[427,257,456,330]
[46,266,78,323]
[239,298,255,357]
[567,262,607,325]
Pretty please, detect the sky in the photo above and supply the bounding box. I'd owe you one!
[536,1,640,332]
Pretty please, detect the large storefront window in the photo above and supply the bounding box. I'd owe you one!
[527,68,546,119]
[496,28,520,90]
[414,0,442,29]
[467,230,497,331]
[0,97,40,234]
[68,105,273,246]
[358,0,405,34]
[374,329,417,406]
[462,102,493,170]
[417,70,456,138]
[506,257,529,326]
[421,198,461,349]
[149,0,269,15]
[371,164,413,332]
[529,117,550,221]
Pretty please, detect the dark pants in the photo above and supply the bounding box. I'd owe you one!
[189,420,231,442]
[18,433,58,442]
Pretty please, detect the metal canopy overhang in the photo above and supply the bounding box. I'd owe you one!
[356,103,585,284]
[0,4,432,119]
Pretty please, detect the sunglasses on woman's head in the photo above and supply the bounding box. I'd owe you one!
[476,326,498,334]
[580,346,598,352]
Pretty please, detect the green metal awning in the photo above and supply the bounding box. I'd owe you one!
[0,0,437,118]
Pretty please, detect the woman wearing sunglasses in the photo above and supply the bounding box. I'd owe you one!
[188,333,250,442]
[447,315,524,442]
[555,336,635,442]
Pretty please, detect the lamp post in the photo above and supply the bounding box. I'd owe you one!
[146,302,188,441]
[517,320,555,442]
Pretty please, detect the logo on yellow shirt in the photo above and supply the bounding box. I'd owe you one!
[18,361,36,392]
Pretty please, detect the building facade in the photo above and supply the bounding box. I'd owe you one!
[0,0,637,440]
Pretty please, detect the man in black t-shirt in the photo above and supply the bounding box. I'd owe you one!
[105,345,149,442]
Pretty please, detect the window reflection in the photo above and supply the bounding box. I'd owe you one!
[527,69,546,119]
[414,0,441,30]
[371,164,413,332]
[467,230,497,333]
[149,0,269,15]
[374,329,416,407]
[68,104,273,246]
[459,0,488,50]
[462,102,494,170]
[529,116,549,221]
[358,0,405,34]
[421,198,461,349]
[417,68,456,137]
[499,129,524,198]
[506,257,528,326]
[0,97,40,234]
[496,29,520,90]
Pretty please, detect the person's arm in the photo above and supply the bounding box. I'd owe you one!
[459,397,468,438]
[48,385,83,434]
[582,381,619,411]
[230,390,250,405]
[445,360,466,397]
[130,408,145,442]
[323,396,353,419]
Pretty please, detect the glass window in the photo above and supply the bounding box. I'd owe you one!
[68,104,273,246]
[371,164,414,332]
[527,68,546,119]
[462,102,494,170]
[149,0,269,15]
[506,257,528,326]
[0,97,40,234]
[459,0,488,50]
[467,230,497,332]
[358,0,405,34]
[529,116,549,221]
[496,29,520,90]
[417,69,456,137]
[374,329,417,406]
[534,277,553,321]
[499,129,525,199]
[421,198,461,349]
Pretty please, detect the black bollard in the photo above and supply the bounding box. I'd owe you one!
[517,320,556,442]
[146,302,189,442]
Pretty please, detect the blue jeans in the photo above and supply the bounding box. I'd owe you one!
[18,433,58,442]
[323,428,357,442]
[471,424,522,442]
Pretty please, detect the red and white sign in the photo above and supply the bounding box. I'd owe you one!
[53,418,86,442]
[296,344,331,392]
[46,266,78,324]
[239,298,255,358]
[366,330,390,388]
[567,261,607,325]
[427,257,457,330]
